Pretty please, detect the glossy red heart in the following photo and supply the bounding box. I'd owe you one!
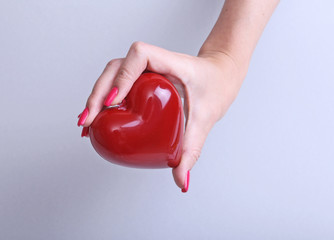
[89,73,184,168]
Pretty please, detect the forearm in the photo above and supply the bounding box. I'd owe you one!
[199,0,279,71]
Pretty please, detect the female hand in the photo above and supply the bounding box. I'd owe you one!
[77,41,246,192]
[77,0,278,192]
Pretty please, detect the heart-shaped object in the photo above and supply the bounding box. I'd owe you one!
[89,73,184,168]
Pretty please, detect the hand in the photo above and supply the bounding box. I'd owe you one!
[78,41,246,192]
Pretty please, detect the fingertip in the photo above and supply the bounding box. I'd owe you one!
[104,87,119,106]
[181,170,190,193]
[81,127,90,138]
[82,93,107,126]
[82,106,101,127]
[110,83,131,105]
[172,166,184,189]
[77,103,101,127]
[172,164,191,192]
[77,107,89,126]
[172,150,198,192]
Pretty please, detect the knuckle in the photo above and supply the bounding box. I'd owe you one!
[106,60,115,68]
[130,41,145,54]
[88,91,98,102]
[106,59,120,68]
[87,93,101,108]
[184,148,202,162]
[117,68,132,82]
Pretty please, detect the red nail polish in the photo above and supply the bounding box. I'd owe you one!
[77,107,89,126]
[104,87,119,106]
[182,170,190,193]
[81,127,90,137]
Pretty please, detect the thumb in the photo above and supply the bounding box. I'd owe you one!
[172,118,211,193]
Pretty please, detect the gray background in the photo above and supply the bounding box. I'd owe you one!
[1,0,333,239]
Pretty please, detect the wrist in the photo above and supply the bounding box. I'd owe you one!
[197,48,249,80]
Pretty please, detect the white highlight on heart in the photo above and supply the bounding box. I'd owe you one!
[154,86,171,109]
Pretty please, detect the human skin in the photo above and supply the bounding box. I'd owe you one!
[78,0,280,192]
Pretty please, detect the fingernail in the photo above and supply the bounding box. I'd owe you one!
[182,170,190,193]
[104,87,119,106]
[81,127,90,137]
[77,107,89,126]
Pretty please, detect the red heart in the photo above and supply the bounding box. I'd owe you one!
[89,73,184,168]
